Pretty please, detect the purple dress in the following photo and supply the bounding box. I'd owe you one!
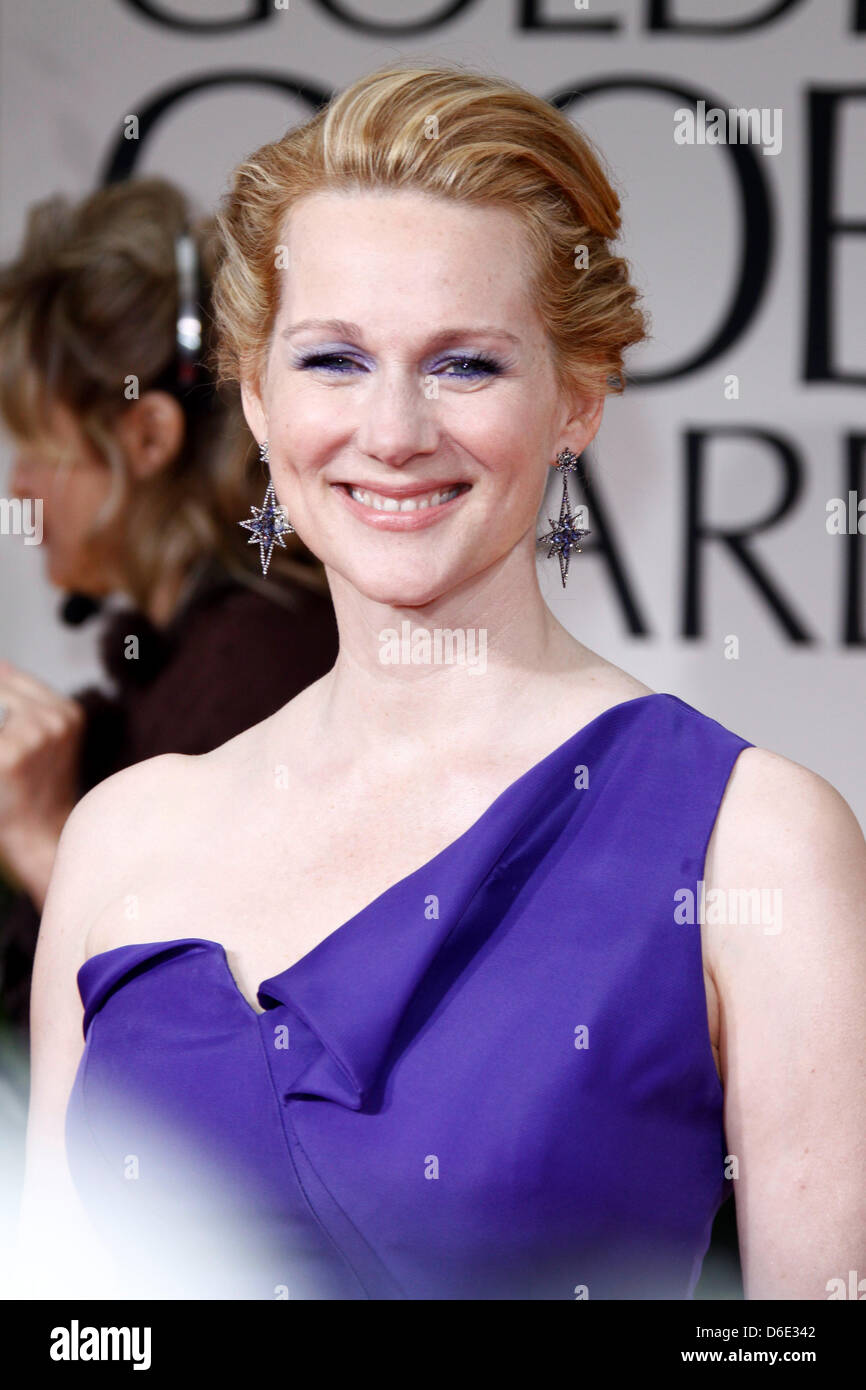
[65,692,752,1300]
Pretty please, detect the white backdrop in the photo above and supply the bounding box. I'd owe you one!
[0,0,864,822]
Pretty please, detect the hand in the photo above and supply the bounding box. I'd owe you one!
[0,658,85,907]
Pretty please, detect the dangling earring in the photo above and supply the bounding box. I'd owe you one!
[537,448,591,589]
[239,439,294,576]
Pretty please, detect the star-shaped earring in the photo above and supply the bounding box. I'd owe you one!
[537,448,591,589]
[239,439,294,576]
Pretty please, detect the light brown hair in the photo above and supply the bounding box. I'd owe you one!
[211,60,650,415]
[0,176,327,610]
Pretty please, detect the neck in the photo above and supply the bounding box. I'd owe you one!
[307,537,592,764]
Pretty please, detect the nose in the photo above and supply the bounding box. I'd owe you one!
[354,366,439,468]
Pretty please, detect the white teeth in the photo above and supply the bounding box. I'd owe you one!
[347,484,464,511]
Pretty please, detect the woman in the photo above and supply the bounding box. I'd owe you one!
[19,63,866,1301]
[0,179,338,1043]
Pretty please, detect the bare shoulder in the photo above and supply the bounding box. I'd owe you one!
[34,753,196,974]
[28,751,212,1146]
[561,647,655,715]
[703,743,866,983]
[64,699,294,879]
[33,741,239,1011]
[70,752,200,880]
[706,744,865,908]
[54,684,320,962]
[702,743,866,1298]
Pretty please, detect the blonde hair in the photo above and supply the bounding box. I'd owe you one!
[0,177,327,609]
[212,60,650,409]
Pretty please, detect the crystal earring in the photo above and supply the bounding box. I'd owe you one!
[537,448,591,589]
[239,439,294,576]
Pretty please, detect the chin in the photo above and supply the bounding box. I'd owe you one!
[361,586,446,611]
[340,563,467,611]
[48,558,102,598]
[45,558,71,590]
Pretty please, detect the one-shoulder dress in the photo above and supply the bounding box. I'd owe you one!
[65,691,753,1300]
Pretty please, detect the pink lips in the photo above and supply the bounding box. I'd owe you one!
[333,482,472,532]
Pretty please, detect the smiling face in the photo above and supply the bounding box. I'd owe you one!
[242,189,602,608]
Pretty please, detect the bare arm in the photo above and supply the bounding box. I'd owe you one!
[14,756,183,1297]
[705,748,866,1300]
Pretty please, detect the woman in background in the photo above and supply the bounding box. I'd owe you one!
[0,178,338,1043]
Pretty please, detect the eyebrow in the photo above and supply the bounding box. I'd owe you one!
[280,319,521,348]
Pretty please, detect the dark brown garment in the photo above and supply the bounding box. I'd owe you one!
[0,557,338,1041]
